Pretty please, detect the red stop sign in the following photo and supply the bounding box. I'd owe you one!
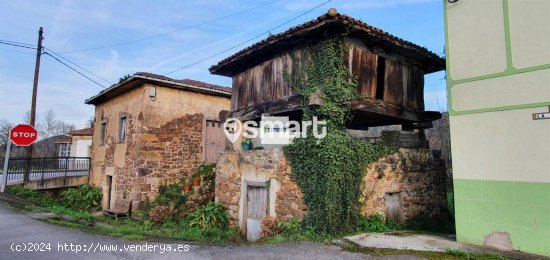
[9,124,38,146]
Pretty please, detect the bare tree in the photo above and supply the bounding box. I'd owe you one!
[42,109,57,139]
[54,121,76,136]
[0,119,13,148]
[34,109,77,138]
[87,117,95,128]
[23,111,31,124]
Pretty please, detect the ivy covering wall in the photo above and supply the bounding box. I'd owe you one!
[283,37,398,235]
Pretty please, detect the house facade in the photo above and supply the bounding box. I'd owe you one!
[210,10,448,240]
[67,127,93,157]
[85,72,231,210]
[445,0,550,256]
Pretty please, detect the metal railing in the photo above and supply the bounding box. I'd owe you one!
[0,157,90,186]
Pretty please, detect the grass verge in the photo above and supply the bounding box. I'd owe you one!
[46,216,242,243]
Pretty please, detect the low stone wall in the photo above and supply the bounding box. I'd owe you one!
[215,148,447,228]
[360,148,448,223]
[215,150,305,228]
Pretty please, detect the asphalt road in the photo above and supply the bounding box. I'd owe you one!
[0,200,420,260]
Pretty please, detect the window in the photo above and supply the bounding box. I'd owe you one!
[59,143,71,157]
[100,122,107,145]
[376,56,386,100]
[118,116,127,143]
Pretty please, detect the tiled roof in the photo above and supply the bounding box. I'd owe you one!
[85,72,231,105]
[134,72,232,94]
[210,10,445,76]
[68,127,94,136]
[54,136,72,144]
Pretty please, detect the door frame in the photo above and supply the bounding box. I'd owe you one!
[242,180,268,237]
[202,118,225,163]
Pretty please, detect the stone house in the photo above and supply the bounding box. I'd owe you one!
[210,10,448,240]
[85,72,231,210]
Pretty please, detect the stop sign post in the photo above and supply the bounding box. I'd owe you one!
[1,124,38,192]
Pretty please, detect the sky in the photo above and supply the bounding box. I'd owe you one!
[0,0,447,129]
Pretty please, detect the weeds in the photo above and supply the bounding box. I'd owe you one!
[6,186,94,221]
[358,213,400,232]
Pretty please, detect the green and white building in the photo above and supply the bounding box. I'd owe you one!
[444,0,549,256]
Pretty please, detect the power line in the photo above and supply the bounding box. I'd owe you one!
[60,0,281,54]
[43,52,107,89]
[0,48,36,55]
[0,39,36,47]
[44,47,114,85]
[165,0,333,75]
[1,38,110,90]
[0,40,37,50]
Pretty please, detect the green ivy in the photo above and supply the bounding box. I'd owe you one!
[283,37,398,235]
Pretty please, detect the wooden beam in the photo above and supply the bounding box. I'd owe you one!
[350,98,420,122]
[229,94,303,121]
[228,95,440,130]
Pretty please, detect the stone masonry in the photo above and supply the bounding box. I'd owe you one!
[360,148,448,223]
[215,150,306,226]
[104,113,204,210]
[215,148,447,227]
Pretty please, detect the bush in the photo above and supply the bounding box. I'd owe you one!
[195,164,216,181]
[280,217,302,235]
[188,202,229,229]
[61,185,102,211]
[149,206,175,225]
[261,217,325,242]
[359,213,400,232]
[151,183,186,211]
[6,186,95,222]
[6,186,57,207]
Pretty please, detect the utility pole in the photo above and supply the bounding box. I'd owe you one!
[25,27,43,182]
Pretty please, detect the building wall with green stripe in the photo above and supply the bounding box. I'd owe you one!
[444,0,550,256]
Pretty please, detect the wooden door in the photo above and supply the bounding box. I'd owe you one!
[384,192,402,224]
[246,186,268,241]
[205,120,226,163]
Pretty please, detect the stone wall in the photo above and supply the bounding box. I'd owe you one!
[215,148,447,228]
[102,113,204,210]
[215,150,306,228]
[360,148,448,223]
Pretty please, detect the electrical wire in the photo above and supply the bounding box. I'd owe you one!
[0,48,36,55]
[164,0,333,75]
[0,39,36,47]
[43,52,107,89]
[0,40,37,50]
[44,47,114,85]
[60,0,281,54]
